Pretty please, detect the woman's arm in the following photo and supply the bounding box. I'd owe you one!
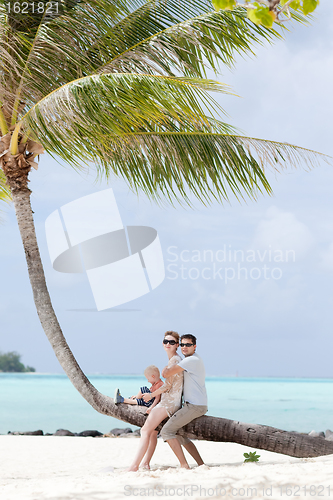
[142,384,168,402]
[146,394,161,413]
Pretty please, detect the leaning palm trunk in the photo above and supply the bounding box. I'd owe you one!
[175,417,333,458]
[12,188,104,408]
[7,175,333,459]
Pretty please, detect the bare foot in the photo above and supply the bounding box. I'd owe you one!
[140,464,150,470]
[180,463,190,469]
[126,465,139,472]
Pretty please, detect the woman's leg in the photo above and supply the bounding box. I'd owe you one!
[127,407,168,472]
[141,430,158,469]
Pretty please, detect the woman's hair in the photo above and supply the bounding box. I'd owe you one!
[144,365,160,378]
[164,330,179,343]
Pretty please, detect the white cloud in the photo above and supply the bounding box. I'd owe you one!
[252,206,313,258]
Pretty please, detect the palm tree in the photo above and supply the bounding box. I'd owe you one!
[0,0,330,457]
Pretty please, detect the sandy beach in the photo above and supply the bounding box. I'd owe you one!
[1,436,332,500]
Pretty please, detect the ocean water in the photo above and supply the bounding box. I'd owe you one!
[1,373,333,435]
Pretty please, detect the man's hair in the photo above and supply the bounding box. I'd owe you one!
[164,330,179,343]
[144,365,160,378]
[180,333,197,345]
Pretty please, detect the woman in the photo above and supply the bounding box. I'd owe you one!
[127,330,183,472]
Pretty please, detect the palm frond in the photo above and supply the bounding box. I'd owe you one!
[1,1,326,208]
[90,6,282,77]
[0,0,129,122]
[0,0,282,121]
[89,133,328,205]
[21,72,232,160]
[20,70,329,205]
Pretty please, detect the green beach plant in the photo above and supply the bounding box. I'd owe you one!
[244,451,261,462]
[0,0,331,456]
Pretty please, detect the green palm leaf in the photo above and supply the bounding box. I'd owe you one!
[87,7,281,77]
[1,0,326,209]
[0,0,282,123]
[72,132,328,205]
[20,72,328,205]
[21,72,233,156]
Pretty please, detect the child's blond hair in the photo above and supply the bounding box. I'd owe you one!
[144,365,160,379]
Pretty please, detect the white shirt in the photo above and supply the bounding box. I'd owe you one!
[178,353,207,406]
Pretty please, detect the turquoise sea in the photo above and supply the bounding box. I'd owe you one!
[1,374,333,435]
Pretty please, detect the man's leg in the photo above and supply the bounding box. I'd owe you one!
[176,436,204,465]
[161,403,207,468]
[183,441,204,466]
[166,437,189,468]
[174,436,202,466]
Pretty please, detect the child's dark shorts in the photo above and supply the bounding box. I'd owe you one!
[136,386,155,408]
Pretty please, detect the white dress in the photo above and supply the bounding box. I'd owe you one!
[155,354,183,417]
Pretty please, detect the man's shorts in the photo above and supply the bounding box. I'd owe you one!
[160,402,208,443]
[136,386,155,408]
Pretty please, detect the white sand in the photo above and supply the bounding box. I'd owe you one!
[1,436,332,500]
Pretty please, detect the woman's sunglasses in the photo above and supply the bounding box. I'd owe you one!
[163,339,177,345]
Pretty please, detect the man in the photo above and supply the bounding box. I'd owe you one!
[160,333,208,469]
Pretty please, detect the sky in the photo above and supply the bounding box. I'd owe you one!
[1,3,333,378]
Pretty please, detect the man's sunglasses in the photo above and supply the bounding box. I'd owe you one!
[163,339,177,345]
[180,343,194,347]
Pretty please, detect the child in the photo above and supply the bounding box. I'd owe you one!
[114,365,164,413]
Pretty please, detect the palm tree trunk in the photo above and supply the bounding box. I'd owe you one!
[174,416,333,458]
[6,178,333,459]
[11,187,117,412]
[8,181,157,426]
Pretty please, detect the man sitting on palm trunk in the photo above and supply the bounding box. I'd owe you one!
[159,333,208,469]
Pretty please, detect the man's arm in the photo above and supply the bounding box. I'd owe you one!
[162,364,184,378]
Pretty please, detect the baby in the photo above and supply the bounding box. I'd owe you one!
[114,365,164,414]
